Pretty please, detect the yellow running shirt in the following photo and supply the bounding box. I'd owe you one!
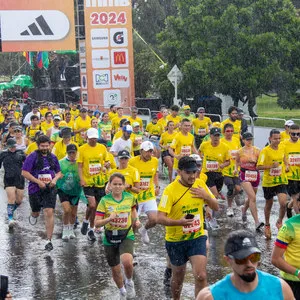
[280,131,290,142]
[129,156,158,203]
[192,117,212,136]
[221,119,241,139]
[221,137,241,177]
[170,132,195,169]
[109,166,140,191]
[74,116,91,146]
[157,118,168,132]
[257,145,288,187]
[166,115,182,127]
[146,122,163,136]
[160,131,177,152]
[200,141,230,173]
[25,142,38,155]
[128,116,143,129]
[78,143,108,187]
[158,178,214,242]
[130,132,143,152]
[284,140,300,181]
[52,141,79,161]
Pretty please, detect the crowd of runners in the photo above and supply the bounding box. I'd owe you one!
[0,98,299,299]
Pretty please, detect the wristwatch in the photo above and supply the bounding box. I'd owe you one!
[294,269,300,277]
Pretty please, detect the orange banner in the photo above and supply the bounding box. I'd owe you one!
[0,0,76,52]
[83,0,135,108]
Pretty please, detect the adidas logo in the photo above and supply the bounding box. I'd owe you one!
[86,0,130,7]
[21,15,53,36]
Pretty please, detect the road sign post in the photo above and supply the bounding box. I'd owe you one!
[167,65,183,106]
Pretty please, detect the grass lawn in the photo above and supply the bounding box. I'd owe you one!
[254,94,300,127]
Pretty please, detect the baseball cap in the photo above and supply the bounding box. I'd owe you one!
[210,127,221,136]
[141,141,154,151]
[80,107,87,113]
[242,132,253,140]
[197,107,205,113]
[14,126,22,132]
[225,230,261,259]
[60,127,72,138]
[178,156,199,172]
[6,138,16,148]
[132,122,140,128]
[118,150,131,159]
[183,105,190,110]
[123,125,133,132]
[67,144,77,153]
[53,114,61,121]
[86,128,98,139]
[285,120,294,126]
[190,154,202,165]
[237,108,244,115]
[119,118,130,127]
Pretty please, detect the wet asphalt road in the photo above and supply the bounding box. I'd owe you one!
[0,169,284,300]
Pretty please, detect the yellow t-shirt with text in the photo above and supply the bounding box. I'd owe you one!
[221,137,241,177]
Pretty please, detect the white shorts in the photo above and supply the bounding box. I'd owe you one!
[138,199,157,215]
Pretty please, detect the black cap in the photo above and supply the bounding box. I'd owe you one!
[80,108,87,113]
[178,156,199,172]
[210,127,221,136]
[225,230,261,259]
[237,108,244,115]
[67,144,77,153]
[119,118,130,127]
[6,138,16,148]
[242,132,253,140]
[118,150,131,159]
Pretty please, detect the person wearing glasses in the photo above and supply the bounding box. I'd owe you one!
[197,230,294,299]
[284,124,300,217]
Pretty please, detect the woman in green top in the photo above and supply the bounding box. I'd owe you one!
[98,112,112,142]
[95,173,140,300]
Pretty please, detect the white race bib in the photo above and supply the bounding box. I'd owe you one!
[270,166,282,176]
[245,170,258,182]
[38,174,52,183]
[206,161,219,171]
[198,128,206,135]
[183,214,201,234]
[89,163,101,175]
[181,146,191,156]
[110,212,128,229]
[140,177,151,190]
[289,154,300,166]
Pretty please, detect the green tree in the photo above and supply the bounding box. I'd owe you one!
[158,0,300,116]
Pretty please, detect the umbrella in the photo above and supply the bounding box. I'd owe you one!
[11,75,34,88]
[0,82,14,90]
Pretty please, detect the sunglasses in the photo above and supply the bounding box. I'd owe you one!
[225,130,234,133]
[290,132,300,137]
[230,252,261,265]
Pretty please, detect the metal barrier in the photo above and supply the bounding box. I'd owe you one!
[205,113,222,122]
[291,119,300,124]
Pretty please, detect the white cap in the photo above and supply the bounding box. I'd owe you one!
[123,125,133,132]
[132,122,140,127]
[190,154,202,164]
[86,128,98,139]
[141,141,154,151]
[285,120,294,126]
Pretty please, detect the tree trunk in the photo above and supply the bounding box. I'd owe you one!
[247,91,258,118]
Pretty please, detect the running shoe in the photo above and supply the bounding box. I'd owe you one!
[226,207,234,217]
[87,230,96,242]
[208,218,220,230]
[81,221,89,235]
[264,224,271,240]
[119,291,127,300]
[74,216,80,229]
[62,229,69,241]
[286,203,293,219]
[29,215,38,225]
[8,219,15,229]
[69,229,76,239]
[125,280,136,299]
[138,227,150,244]
[255,222,264,232]
[45,240,53,251]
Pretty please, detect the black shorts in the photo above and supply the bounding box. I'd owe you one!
[205,172,224,192]
[284,279,300,300]
[166,235,207,266]
[4,175,25,190]
[223,176,240,187]
[57,189,80,206]
[194,134,206,150]
[104,239,134,267]
[161,150,173,159]
[287,180,300,197]
[83,186,105,203]
[29,188,57,213]
[133,150,141,156]
[263,185,287,200]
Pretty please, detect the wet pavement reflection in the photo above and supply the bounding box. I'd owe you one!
[0,175,281,299]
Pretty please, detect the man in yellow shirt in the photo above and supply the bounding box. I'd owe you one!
[145,114,163,158]
[157,108,169,132]
[166,105,182,129]
[111,107,126,134]
[108,104,117,121]
[257,129,288,240]
[221,106,241,140]
[78,128,110,242]
[157,156,218,300]
[128,107,143,131]
[193,107,212,149]
[129,141,159,244]
[281,120,294,142]
[73,108,91,146]
[180,105,194,122]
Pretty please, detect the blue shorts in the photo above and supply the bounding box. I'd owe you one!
[166,235,207,266]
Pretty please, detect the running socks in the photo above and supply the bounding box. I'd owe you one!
[7,204,15,220]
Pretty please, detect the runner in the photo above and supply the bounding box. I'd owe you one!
[281,120,294,142]
[98,112,112,142]
[110,125,133,161]
[129,141,159,244]
[235,132,264,230]
[221,106,241,140]
[284,124,300,216]
[180,105,194,122]
[108,104,117,121]
[157,156,218,300]
[41,112,53,133]
[26,115,41,143]
[112,118,131,142]
[73,108,91,146]
[257,129,288,239]
[0,138,26,228]
[166,105,181,129]
[128,107,143,130]
[221,123,242,217]
[95,173,140,300]
[111,107,126,135]
[56,144,82,241]
[25,131,43,156]
[78,128,110,242]
[159,121,176,182]
[145,114,163,158]
[130,122,143,156]
[197,230,294,299]
[22,135,62,251]
[157,108,169,132]
[14,126,28,151]
[46,114,61,138]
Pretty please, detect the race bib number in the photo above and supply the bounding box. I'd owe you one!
[140,177,151,190]
[89,163,101,175]
[245,170,258,182]
[38,174,52,183]
[110,213,128,229]
[198,128,206,135]
[206,161,219,171]
[183,214,201,234]
[230,150,238,159]
[270,166,282,176]
[289,154,300,166]
[181,146,191,156]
